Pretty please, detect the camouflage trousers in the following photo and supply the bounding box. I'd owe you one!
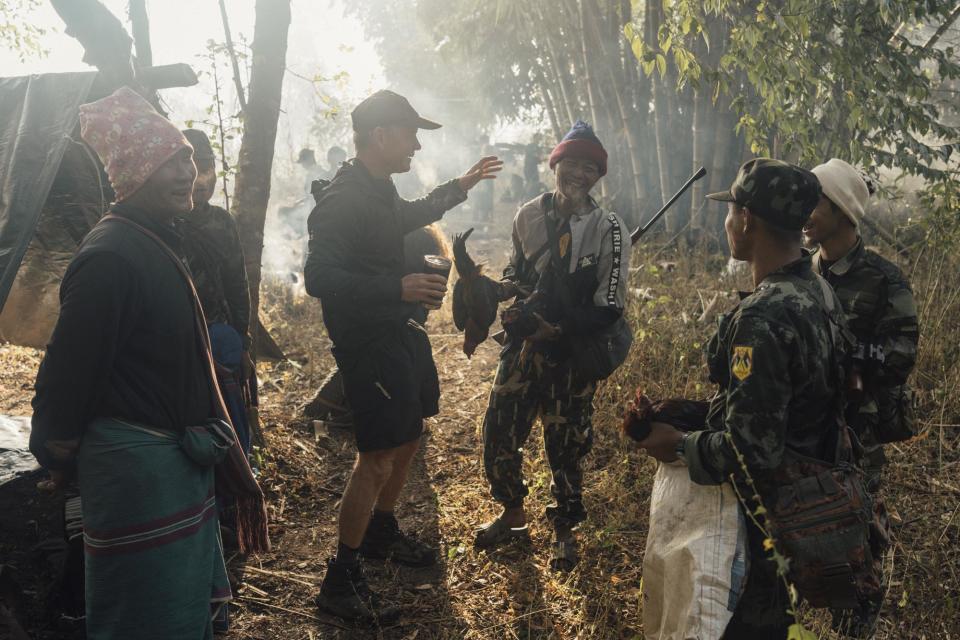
[854,418,888,494]
[481,348,596,526]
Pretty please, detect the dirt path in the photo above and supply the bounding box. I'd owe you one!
[228,321,646,640]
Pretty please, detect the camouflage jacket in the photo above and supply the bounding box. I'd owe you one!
[685,255,851,488]
[812,239,918,433]
[176,203,251,348]
[502,193,630,338]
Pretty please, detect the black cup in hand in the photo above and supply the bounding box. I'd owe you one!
[423,255,452,279]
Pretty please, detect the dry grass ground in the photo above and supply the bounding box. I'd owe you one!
[2,231,959,639]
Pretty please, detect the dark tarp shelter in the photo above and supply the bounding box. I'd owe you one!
[0,72,101,485]
[0,70,286,357]
[0,72,102,349]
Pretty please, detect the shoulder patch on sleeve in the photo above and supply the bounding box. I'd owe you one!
[731,345,753,381]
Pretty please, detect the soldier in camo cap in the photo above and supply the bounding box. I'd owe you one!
[637,158,857,636]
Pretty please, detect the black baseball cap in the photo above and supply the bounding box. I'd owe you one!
[350,90,441,132]
[182,128,215,163]
[707,158,821,231]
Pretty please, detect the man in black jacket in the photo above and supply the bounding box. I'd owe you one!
[304,90,501,624]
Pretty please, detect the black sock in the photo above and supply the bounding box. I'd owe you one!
[335,541,360,565]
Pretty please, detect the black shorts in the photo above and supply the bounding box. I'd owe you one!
[336,321,440,452]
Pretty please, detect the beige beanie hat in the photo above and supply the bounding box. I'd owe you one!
[811,158,870,229]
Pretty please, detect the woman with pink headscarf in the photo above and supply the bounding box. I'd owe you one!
[30,87,267,639]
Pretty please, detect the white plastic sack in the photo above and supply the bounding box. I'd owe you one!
[642,460,748,640]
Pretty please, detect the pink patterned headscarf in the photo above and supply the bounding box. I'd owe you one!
[79,87,192,202]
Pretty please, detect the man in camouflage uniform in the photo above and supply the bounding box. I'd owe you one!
[176,129,254,455]
[639,159,847,637]
[475,121,631,571]
[805,159,919,491]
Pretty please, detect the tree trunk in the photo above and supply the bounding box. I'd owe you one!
[128,0,152,67]
[690,87,715,228]
[708,93,739,236]
[536,67,564,142]
[584,0,644,210]
[647,0,672,211]
[51,0,135,87]
[543,38,576,124]
[576,0,603,136]
[690,91,705,227]
[534,3,577,125]
[234,0,291,357]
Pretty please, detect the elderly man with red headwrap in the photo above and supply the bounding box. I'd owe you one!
[30,87,267,640]
[474,121,631,570]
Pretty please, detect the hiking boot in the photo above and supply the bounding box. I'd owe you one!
[360,514,437,567]
[315,558,400,626]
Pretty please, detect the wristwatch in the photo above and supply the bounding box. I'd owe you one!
[674,432,691,462]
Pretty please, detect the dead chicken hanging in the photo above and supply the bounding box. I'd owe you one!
[451,228,501,357]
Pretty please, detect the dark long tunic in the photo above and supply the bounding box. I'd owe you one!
[30,205,212,470]
[176,203,251,348]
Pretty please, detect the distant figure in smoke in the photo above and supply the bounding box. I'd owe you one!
[523,141,544,199]
[304,89,502,624]
[176,129,255,461]
[296,147,322,196]
[323,145,347,181]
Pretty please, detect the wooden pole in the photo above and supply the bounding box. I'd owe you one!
[233,0,291,356]
[128,0,152,68]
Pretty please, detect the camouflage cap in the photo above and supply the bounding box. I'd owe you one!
[706,158,821,231]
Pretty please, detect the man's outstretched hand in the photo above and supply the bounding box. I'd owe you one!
[458,156,504,192]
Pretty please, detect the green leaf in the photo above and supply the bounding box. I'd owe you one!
[632,37,644,61]
[656,53,667,78]
[642,59,656,76]
[624,22,634,42]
